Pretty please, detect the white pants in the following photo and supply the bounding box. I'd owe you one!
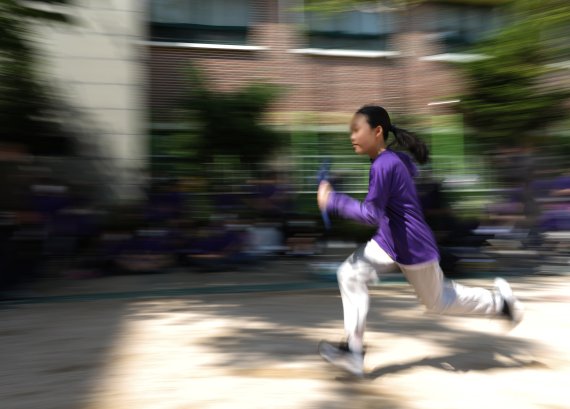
[338,240,502,352]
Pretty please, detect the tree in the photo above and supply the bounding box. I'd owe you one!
[158,66,283,177]
[0,0,74,153]
[456,0,570,145]
[302,0,423,13]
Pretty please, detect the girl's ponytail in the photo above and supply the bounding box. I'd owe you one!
[389,125,429,165]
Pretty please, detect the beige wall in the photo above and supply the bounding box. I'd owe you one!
[38,0,147,201]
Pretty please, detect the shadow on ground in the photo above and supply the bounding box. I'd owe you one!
[124,284,547,408]
[0,301,126,409]
[1,278,553,409]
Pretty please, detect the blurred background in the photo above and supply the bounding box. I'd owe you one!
[2,0,570,291]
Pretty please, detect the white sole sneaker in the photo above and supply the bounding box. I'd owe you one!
[494,277,524,328]
[318,341,364,377]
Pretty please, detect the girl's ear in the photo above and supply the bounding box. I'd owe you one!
[375,125,383,140]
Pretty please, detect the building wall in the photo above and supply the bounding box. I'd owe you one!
[147,1,469,125]
[39,0,147,201]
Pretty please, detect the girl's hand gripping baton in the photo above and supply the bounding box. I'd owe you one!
[317,161,332,230]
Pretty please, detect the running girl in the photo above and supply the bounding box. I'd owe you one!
[317,105,524,377]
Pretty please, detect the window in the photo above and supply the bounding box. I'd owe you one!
[306,10,396,51]
[150,0,250,45]
[432,5,502,52]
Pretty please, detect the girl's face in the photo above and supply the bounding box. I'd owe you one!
[350,114,383,158]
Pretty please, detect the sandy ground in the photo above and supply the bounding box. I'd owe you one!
[1,276,569,409]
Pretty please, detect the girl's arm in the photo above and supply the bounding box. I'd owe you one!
[327,192,381,226]
[323,165,390,226]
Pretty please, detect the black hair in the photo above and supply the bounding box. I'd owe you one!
[356,105,429,164]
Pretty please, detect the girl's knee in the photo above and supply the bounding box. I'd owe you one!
[337,260,364,285]
[336,261,353,282]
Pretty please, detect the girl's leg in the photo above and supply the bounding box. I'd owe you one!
[337,240,396,352]
[400,262,516,317]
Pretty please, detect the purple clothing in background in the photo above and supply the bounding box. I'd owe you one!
[327,150,439,265]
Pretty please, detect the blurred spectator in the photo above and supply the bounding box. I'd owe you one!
[0,144,44,290]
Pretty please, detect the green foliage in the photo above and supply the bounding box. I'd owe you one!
[161,65,283,173]
[431,0,511,5]
[301,0,508,13]
[0,0,73,150]
[302,0,423,13]
[457,0,570,144]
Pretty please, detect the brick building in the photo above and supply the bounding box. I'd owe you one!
[26,1,509,201]
[146,0,505,127]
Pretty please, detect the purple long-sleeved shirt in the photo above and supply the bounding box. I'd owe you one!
[326,149,439,265]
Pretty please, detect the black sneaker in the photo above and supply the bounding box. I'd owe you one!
[494,278,524,328]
